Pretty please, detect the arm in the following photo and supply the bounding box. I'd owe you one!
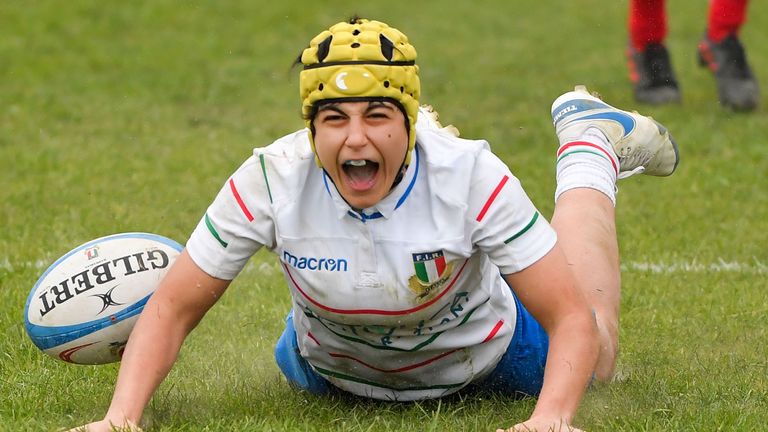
[69,250,231,431]
[500,243,599,432]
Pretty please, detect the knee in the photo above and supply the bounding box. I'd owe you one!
[593,322,619,382]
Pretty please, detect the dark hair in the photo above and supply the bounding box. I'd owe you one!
[305,97,411,138]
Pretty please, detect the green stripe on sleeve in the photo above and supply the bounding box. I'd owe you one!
[259,154,273,203]
[204,213,229,248]
[504,211,539,244]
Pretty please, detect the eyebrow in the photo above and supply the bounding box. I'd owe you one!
[367,101,395,111]
[316,104,345,115]
[317,101,395,115]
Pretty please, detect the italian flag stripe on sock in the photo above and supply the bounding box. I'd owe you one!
[557,141,619,176]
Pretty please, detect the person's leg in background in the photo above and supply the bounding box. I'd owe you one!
[698,0,760,111]
[627,0,682,105]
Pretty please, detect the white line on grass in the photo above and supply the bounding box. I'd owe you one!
[0,258,52,273]
[621,258,767,274]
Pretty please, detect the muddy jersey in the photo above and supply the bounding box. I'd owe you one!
[186,109,557,400]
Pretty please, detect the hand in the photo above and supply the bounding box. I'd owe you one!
[64,418,143,432]
[496,418,584,432]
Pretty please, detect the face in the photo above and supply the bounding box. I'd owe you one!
[312,100,409,210]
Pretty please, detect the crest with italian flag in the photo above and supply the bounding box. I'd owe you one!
[412,250,447,285]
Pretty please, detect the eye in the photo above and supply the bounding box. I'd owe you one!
[368,111,390,119]
[319,112,346,122]
[366,105,394,119]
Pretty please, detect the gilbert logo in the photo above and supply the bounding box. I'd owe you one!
[37,248,171,317]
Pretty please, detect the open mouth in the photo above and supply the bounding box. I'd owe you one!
[342,159,379,190]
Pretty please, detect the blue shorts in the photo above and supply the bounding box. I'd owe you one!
[470,290,549,396]
[274,311,333,394]
[274,291,549,397]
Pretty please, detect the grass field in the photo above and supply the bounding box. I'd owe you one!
[2,1,767,430]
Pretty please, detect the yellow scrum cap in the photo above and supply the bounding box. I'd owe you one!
[299,18,420,166]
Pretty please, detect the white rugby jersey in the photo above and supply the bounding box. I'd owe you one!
[186,108,557,400]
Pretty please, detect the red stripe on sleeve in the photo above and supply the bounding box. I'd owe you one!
[476,175,509,222]
[229,178,254,222]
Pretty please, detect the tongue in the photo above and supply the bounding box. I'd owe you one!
[345,163,378,189]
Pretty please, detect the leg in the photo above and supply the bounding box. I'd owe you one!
[472,289,549,396]
[549,86,680,380]
[550,189,620,381]
[275,312,333,394]
[626,0,681,104]
[707,0,749,42]
[628,0,667,51]
[698,0,758,111]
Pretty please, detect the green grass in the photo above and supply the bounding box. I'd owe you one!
[2,0,767,430]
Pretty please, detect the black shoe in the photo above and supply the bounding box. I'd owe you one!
[627,43,682,105]
[698,33,760,111]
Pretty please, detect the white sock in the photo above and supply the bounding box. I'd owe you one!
[554,128,619,205]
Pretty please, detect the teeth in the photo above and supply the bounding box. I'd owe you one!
[345,160,367,167]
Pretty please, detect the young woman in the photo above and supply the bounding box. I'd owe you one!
[69,18,678,432]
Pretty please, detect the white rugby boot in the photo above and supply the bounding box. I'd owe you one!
[551,85,679,178]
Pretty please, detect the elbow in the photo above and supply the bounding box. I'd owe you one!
[588,319,601,365]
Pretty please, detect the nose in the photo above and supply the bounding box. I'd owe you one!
[344,116,368,148]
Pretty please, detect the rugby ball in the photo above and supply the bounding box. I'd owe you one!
[24,232,183,365]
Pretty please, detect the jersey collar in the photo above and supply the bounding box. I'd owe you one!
[322,144,420,222]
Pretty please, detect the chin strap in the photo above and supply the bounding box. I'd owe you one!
[390,163,408,190]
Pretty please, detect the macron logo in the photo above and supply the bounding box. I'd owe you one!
[282,250,349,272]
